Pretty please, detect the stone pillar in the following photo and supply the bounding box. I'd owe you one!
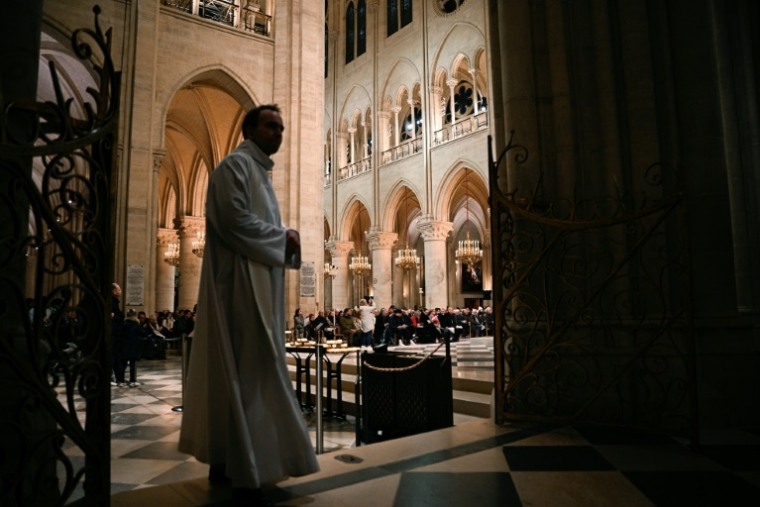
[377,111,390,154]
[174,216,205,310]
[429,86,444,136]
[469,68,479,115]
[391,106,402,147]
[360,122,369,159]
[418,220,453,310]
[407,99,417,140]
[481,227,492,292]
[348,127,357,165]
[327,240,353,310]
[155,228,177,312]
[337,131,349,177]
[392,245,406,308]
[367,231,397,309]
[446,78,458,126]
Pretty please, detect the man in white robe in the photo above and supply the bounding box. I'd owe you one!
[179,105,319,504]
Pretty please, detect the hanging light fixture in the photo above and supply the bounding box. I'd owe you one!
[164,241,180,266]
[324,262,338,277]
[192,230,205,258]
[349,213,371,275]
[395,189,420,270]
[455,168,483,266]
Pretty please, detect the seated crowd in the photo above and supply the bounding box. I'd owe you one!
[293,299,495,350]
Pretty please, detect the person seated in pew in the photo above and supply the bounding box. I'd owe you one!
[339,308,358,345]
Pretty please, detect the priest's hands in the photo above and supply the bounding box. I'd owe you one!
[285,229,301,260]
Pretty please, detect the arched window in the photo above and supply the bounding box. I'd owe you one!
[400,107,423,141]
[346,2,355,64]
[357,0,367,57]
[388,0,413,37]
[401,0,413,27]
[387,0,398,36]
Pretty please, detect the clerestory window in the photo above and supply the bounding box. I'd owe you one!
[387,0,412,37]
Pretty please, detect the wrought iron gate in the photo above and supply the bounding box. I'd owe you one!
[0,7,119,505]
[489,134,698,442]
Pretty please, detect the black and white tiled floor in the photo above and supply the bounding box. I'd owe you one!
[59,355,760,505]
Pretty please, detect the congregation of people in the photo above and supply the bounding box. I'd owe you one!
[293,298,495,350]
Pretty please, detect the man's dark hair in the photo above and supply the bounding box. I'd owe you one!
[241,104,281,137]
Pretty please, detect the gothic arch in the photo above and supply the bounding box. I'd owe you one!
[436,161,489,234]
[156,65,258,147]
[380,57,422,108]
[338,195,373,242]
[429,22,485,82]
[380,180,424,232]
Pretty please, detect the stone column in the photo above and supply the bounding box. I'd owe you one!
[407,99,417,140]
[469,68,479,115]
[429,86,444,137]
[348,127,357,165]
[337,131,349,178]
[367,231,397,309]
[391,106,402,147]
[174,215,205,310]
[155,228,177,312]
[327,240,353,310]
[418,220,453,310]
[447,78,458,126]
[360,121,369,159]
[377,111,390,154]
[481,227,492,293]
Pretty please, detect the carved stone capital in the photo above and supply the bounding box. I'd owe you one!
[481,229,491,248]
[326,240,354,259]
[174,215,206,238]
[157,228,178,246]
[417,220,453,241]
[153,149,167,173]
[366,232,398,251]
[391,106,402,114]
[347,127,357,135]
[429,85,443,95]
[446,78,458,88]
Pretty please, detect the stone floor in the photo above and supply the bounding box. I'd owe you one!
[60,354,760,505]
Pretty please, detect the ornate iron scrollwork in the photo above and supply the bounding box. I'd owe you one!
[0,6,119,505]
[488,133,697,441]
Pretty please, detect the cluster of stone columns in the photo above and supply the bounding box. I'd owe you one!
[154,216,205,312]
[325,220,458,311]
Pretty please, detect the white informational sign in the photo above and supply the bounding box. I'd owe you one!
[126,264,144,306]
[300,261,316,297]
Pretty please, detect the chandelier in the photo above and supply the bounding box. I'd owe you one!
[455,168,483,266]
[324,262,338,277]
[349,255,371,275]
[395,189,420,270]
[349,213,372,275]
[164,241,180,266]
[192,230,205,258]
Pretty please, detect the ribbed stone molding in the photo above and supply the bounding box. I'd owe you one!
[367,232,397,308]
[174,216,205,310]
[418,220,452,309]
[155,228,177,311]
[326,240,353,310]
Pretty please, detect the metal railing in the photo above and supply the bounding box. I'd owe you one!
[433,111,489,146]
[381,138,423,165]
[163,1,272,36]
[338,156,372,181]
